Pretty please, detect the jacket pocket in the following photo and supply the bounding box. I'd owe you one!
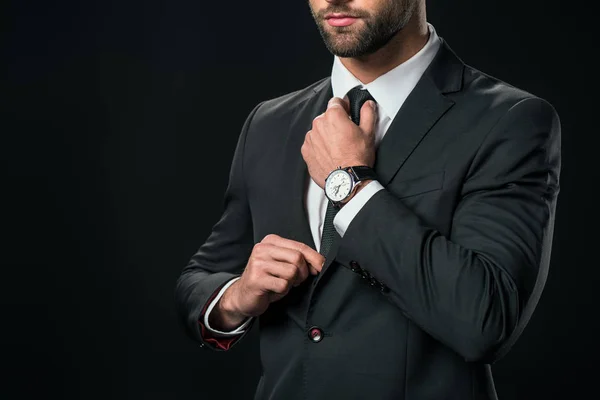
[386,170,445,199]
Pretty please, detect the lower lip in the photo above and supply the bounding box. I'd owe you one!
[326,17,358,27]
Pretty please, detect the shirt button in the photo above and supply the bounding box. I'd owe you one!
[308,326,323,343]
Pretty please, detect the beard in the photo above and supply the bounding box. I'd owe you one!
[309,0,415,58]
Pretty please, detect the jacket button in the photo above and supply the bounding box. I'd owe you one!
[349,260,361,272]
[308,326,323,343]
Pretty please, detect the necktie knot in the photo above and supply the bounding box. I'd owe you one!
[346,85,376,125]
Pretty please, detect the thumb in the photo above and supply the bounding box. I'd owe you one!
[359,100,377,135]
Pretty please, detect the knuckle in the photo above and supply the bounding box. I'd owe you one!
[327,101,342,110]
[293,251,304,266]
[284,272,296,284]
[298,242,309,252]
[253,242,265,255]
[301,140,308,155]
[280,279,291,293]
[262,233,277,243]
[274,279,286,294]
[287,264,300,280]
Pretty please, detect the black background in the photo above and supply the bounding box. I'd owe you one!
[2,0,597,398]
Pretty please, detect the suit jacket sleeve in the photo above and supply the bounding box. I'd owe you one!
[174,101,264,351]
[336,97,561,363]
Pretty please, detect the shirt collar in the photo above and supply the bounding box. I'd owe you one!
[331,23,441,121]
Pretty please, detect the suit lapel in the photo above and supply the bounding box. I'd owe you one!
[373,73,454,186]
[312,39,465,287]
[375,38,464,186]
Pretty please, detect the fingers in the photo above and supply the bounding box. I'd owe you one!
[262,260,307,287]
[312,97,348,125]
[265,245,309,284]
[253,242,310,287]
[324,98,350,122]
[261,234,325,274]
[307,262,321,276]
[359,100,377,136]
[328,97,350,114]
[261,274,292,301]
[321,97,376,137]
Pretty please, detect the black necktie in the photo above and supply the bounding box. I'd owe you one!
[319,85,376,258]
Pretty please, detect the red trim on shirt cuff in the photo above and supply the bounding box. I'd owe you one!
[199,321,239,350]
[197,280,243,351]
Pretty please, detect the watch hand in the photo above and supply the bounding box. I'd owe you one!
[334,185,340,195]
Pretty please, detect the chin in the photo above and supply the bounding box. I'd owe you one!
[324,37,362,56]
[328,45,369,58]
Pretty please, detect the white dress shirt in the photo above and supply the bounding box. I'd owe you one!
[203,23,441,337]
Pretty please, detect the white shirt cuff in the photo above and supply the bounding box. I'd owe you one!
[203,276,253,336]
[333,180,384,237]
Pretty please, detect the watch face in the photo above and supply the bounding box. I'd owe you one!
[325,169,352,201]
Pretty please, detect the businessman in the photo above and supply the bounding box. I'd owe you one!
[175,0,561,398]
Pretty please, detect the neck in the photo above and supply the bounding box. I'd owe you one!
[338,10,429,84]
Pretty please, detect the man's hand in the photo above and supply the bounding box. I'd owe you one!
[219,234,325,321]
[301,96,378,189]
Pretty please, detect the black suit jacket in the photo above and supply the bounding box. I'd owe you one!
[175,38,561,400]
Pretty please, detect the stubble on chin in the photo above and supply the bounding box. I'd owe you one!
[319,21,370,58]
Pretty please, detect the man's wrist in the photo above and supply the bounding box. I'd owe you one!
[340,179,373,206]
[209,282,248,331]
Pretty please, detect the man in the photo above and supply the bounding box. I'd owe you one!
[174,0,561,398]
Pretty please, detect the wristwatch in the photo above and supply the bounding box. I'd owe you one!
[324,165,378,207]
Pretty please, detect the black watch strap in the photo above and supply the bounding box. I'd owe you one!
[348,166,377,182]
